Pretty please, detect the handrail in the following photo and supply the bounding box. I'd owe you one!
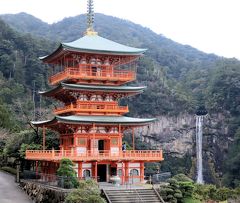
[54,102,128,115]
[153,186,166,203]
[102,189,112,203]
[49,66,136,85]
[25,149,163,161]
[133,189,144,203]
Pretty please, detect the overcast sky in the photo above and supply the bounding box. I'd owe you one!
[1,0,240,59]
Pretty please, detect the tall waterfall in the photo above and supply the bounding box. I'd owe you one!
[196,115,204,184]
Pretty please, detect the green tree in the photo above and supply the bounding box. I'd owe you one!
[57,158,79,189]
[223,128,240,188]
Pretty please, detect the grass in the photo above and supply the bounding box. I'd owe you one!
[182,197,202,203]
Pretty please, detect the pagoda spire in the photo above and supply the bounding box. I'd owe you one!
[85,0,98,36]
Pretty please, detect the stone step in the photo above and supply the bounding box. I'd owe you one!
[108,196,159,199]
[110,201,160,203]
[104,189,162,203]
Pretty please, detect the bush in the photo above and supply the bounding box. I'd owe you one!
[159,178,183,203]
[65,179,106,203]
[57,158,79,189]
[173,174,193,182]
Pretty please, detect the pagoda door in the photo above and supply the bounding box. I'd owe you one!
[98,140,104,152]
[92,67,97,76]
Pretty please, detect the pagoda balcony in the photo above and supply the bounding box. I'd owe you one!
[54,101,129,115]
[49,66,136,85]
[25,149,163,162]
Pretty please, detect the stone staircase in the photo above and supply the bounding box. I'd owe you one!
[103,188,164,203]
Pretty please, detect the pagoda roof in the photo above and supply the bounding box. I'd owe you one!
[32,115,156,127]
[40,35,147,62]
[40,83,146,96]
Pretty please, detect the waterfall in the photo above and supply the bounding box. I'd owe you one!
[196,115,204,184]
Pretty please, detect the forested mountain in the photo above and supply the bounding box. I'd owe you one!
[0,12,224,114]
[1,12,240,187]
[1,12,219,79]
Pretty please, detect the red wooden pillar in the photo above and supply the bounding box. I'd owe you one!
[132,127,135,150]
[78,162,82,180]
[125,162,129,184]
[140,162,144,182]
[94,161,98,181]
[121,162,124,185]
[93,123,96,154]
[118,124,122,151]
[43,126,46,150]
[36,161,38,177]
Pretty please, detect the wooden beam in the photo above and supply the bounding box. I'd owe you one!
[43,126,46,150]
[132,127,135,150]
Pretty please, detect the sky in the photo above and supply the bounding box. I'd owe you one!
[0,0,240,59]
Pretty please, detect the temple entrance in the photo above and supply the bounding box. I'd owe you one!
[97,164,107,182]
[98,140,104,151]
[92,67,97,76]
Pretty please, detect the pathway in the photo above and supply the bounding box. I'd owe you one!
[0,171,32,203]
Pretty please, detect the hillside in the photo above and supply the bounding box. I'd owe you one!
[1,12,218,79]
[0,12,224,115]
[1,13,240,186]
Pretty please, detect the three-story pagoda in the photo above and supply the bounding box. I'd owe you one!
[26,0,163,184]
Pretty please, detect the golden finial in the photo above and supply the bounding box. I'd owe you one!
[85,0,98,36]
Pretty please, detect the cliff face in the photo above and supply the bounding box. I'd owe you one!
[136,112,232,183]
[137,114,195,157]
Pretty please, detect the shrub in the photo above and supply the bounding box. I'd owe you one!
[57,158,79,189]
[65,179,106,203]
[159,178,183,203]
[173,173,193,182]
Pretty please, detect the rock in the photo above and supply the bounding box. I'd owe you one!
[20,181,69,203]
[135,112,233,184]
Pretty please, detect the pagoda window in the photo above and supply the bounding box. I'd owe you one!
[71,138,74,145]
[130,169,139,176]
[83,169,91,178]
[117,169,122,176]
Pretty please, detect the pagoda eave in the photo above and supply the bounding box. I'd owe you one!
[31,115,156,128]
[40,83,146,95]
[39,83,146,103]
[40,35,147,64]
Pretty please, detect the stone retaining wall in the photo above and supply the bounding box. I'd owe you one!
[20,180,71,203]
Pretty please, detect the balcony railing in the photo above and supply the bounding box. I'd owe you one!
[49,66,136,85]
[26,150,163,162]
[54,101,129,115]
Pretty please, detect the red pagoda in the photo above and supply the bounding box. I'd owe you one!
[26,0,163,184]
